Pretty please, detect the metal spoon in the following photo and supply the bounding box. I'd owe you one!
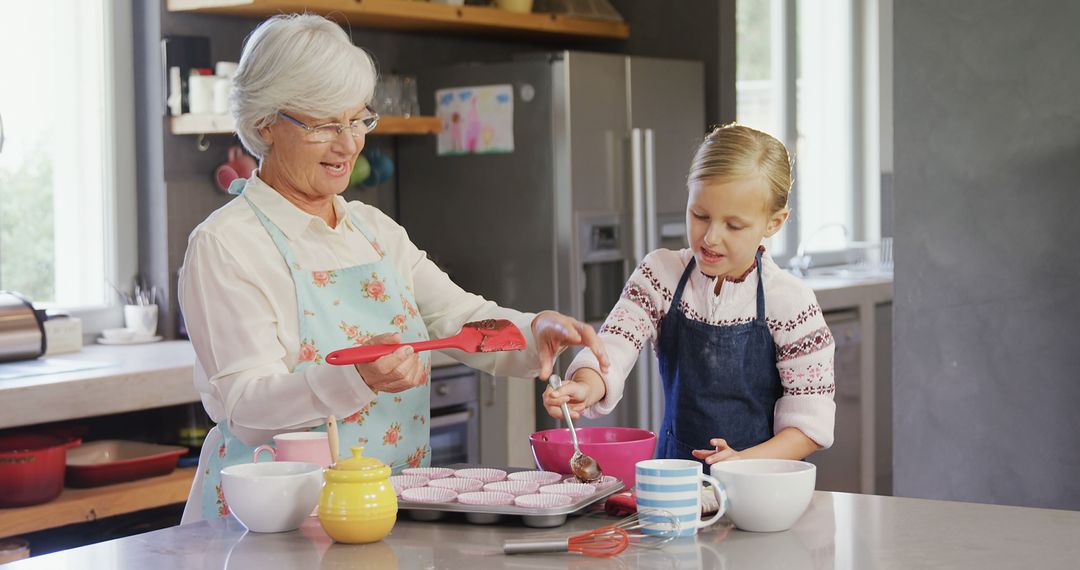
[548,374,602,483]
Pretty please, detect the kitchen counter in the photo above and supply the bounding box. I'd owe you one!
[8,491,1079,569]
[0,341,199,430]
[0,342,468,431]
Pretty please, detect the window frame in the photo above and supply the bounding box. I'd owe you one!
[35,0,138,336]
[742,0,882,270]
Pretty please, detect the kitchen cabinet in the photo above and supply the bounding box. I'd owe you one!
[803,278,893,495]
[0,342,200,540]
[166,0,629,40]
[0,469,195,538]
[169,114,442,136]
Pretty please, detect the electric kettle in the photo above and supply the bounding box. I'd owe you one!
[0,291,46,362]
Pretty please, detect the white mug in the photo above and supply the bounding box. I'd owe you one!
[188,74,215,114]
[123,304,158,339]
[635,459,727,537]
[710,459,816,532]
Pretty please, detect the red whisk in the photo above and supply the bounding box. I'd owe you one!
[503,525,630,558]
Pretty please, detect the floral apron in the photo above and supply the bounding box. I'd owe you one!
[199,194,431,518]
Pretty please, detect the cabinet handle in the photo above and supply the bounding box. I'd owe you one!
[0,110,5,154]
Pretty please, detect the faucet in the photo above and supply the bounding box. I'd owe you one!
[788,223,849,276]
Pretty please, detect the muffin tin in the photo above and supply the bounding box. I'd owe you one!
[395,464,623,528]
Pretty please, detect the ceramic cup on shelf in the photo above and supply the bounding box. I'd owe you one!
[123,304,158,339]
[709,459,816,532]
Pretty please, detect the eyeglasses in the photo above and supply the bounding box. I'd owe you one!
[277,106,380,143]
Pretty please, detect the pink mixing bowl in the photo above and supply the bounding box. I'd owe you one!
[529,427,656,488]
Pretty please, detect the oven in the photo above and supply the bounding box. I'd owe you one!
[429,364,480,465]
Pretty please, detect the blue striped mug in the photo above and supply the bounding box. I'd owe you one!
[635,459,727,537]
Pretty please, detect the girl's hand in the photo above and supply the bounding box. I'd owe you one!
[353,333,425,393]
[692,438,741,464]
[542,369,604,421]
[531,311,610,380]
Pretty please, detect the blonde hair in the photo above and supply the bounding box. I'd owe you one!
[687,123,793,214]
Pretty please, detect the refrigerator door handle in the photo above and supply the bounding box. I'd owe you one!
[630,128,646,262]
[644,128,659,251]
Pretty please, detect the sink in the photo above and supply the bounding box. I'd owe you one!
[805,265,893,280]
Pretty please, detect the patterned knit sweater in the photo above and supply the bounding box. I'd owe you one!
[567,247,837,448]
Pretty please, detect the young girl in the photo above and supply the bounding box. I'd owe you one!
[544,124,835,464]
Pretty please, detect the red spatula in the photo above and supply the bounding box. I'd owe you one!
[325,319,527,366]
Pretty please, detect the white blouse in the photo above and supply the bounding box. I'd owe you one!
[177,175,541,448]
[566,248,837,448]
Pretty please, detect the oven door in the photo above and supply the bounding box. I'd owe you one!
[429,365,480,465]
[429,403,479,465]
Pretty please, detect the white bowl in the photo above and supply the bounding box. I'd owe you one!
[220,461,323,533]
[101,328,136,342]
[710,459,816,532]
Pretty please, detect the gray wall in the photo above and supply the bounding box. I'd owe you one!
[893,0,1080,509]
[135,0,731,339]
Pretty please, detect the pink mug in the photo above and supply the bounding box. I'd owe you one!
[252,432,332,468]
[214,145,257,193]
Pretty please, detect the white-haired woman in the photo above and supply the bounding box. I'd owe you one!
[177,14,609,522]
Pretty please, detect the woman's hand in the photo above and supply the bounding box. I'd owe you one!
[531,310,610,380]
[353,333,425,393]
[692,438,742,464]
[542,368,606,421]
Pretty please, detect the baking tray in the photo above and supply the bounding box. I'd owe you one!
[396,464,623,528]
[65,440,187,488]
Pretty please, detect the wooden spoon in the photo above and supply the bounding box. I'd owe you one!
[326,415,340,466]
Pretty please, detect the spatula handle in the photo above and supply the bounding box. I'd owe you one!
[325,337,459,365]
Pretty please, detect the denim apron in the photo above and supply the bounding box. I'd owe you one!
[656,250,781,461]
[199,193,431,518]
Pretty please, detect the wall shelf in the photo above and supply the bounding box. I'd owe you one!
[169,114,442,136]
[166,0,629,40]
[0,468,195,538]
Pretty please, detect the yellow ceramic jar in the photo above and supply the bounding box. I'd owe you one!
[318,446,397,544]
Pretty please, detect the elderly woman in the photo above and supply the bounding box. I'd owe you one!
[178,14,608,522]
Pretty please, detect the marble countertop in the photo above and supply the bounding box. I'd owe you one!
[0,341,199,429]
[9,490,1079,569]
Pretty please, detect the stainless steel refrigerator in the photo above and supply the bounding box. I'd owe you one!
[398,51,704,435]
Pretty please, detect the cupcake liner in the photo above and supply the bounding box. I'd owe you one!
[401,486,458,503]
[456,491,515,506]
[514,493,573,509]
[563,475,618,488]
[539,483,596,498]
[506,470,563,485]
[483,480,540,496]
[402,467,455,479]
[389,474,430,495]
[453,468,507,483]
[428,477,484,493]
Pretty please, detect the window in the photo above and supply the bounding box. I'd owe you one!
[736,0,882,266]
[0,0,135,329]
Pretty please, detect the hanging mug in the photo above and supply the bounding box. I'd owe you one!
[214,145,257,192]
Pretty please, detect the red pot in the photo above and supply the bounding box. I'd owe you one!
[0,434,81,507]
